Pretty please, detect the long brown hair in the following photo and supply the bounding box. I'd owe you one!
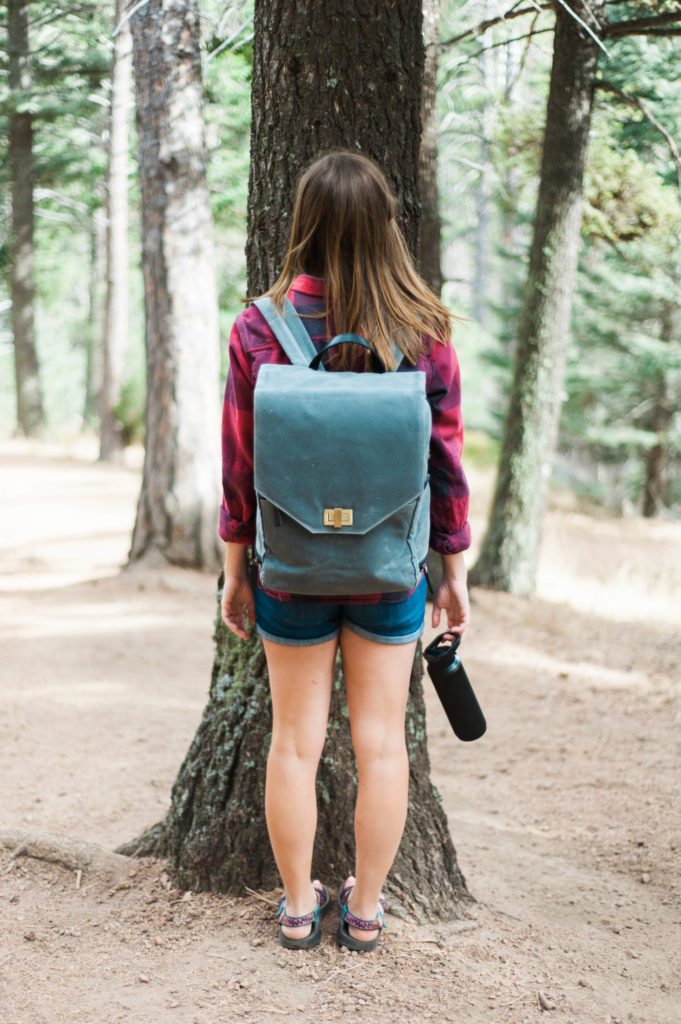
[244,149,466,371]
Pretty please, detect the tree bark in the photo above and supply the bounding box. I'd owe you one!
[8,0,44,437]
[469,0,606,596]
[83,213,105,428]
[246,0,423,280]
[499,39,522,322]
[120,0,473,923]
[99,0,133,461]
[642,302,675,517]
[419,0,443,294]
[472,0,492,331]
[128,0,222,569]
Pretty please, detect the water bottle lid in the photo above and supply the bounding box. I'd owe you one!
[423,630,462,664]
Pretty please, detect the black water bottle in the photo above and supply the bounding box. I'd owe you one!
[423,631,486,742]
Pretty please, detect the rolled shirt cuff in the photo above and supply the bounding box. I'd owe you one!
[429,521,471,555]
[218,505,255,544]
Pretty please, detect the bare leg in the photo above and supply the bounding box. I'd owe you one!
[263,634,338,939]
[339,625,416,942]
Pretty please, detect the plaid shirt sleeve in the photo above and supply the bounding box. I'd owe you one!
[426,339,472,555]
[218,316,256,544]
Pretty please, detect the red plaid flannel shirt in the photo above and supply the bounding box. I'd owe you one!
[218,273,471,604]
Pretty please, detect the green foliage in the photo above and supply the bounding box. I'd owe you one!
[583,140,680,247]
[112,376,146,446]
[1,0,679,522]
[438,1,681,514]
[204,44,252,374]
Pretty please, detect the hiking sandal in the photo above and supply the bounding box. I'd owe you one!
[275,881,331,950]
[336,878,387,953]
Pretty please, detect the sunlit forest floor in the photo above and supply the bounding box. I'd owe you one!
[0,436,679,1024]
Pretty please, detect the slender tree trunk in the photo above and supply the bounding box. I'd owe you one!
[100,0,133,461]
[120,0,473,923]
[8,0,44,437]
[418,0,442,294]
[128,0,222,568]
[642,302,675,517]
[469,0,606,596]
[500,39,522,323]
[472,0,491,329]
[83,214,105,428]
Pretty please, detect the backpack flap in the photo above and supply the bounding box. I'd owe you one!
[253,364,432,594]
[254,364,430,532]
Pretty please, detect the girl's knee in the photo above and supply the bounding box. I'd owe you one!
[350,722,407,766]
[269,730,326,764]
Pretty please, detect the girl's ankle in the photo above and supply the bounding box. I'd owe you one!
[282,880,317,917]
[347,897,381,927]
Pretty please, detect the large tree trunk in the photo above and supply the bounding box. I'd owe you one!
[469,0,606,596]
[418,0,443,294]
[8,0,44,437]
[128,0,222,569]
[99,0,132,461]
[120,0,473,923]
[246,0,423,279]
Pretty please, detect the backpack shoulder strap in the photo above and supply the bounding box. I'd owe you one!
[390,340,404,371]
[254,295,404,371]
[252,296,326,371]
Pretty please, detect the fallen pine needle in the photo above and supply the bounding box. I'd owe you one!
[244,885,279,907]
[205,952,243,966]
[241,1007,288,1016]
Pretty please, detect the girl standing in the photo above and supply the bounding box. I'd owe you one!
[219,150,471,952]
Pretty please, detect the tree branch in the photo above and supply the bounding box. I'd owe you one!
[612,27,681,36]
[551,0,609,53]
[447,25,555,69]
[441,2,681,52]
[604,7,681,37]
[594,80,681,195]
[441,3,552,48]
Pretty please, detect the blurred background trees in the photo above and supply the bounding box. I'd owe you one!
[1,0,680,567]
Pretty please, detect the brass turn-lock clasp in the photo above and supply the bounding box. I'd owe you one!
[323,507,353,528]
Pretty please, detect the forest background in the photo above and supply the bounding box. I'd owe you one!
[1,2,680,1022]
[2,0,680,521]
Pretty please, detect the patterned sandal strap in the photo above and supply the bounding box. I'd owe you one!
[280,909,316,927]
[342,899,386,931]
[276,886,325,928]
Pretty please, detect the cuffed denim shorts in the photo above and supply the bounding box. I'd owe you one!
[254,571,428,647]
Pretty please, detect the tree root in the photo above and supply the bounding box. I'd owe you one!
[114,818,168,859]
[0,827,132,879]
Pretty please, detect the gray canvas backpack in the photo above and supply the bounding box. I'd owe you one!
[251,296,432,595]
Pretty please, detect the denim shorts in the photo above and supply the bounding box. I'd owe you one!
[254,572,428,647]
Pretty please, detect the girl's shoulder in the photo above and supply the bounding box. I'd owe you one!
[411,332,457,371]
[234,301,281,354]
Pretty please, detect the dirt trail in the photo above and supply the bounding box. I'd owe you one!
[0,437,679,1024]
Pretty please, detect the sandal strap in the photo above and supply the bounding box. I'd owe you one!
[342,900,385,931]
[280,909,316,927]
[276,884,327,928]
[339,882,385,909]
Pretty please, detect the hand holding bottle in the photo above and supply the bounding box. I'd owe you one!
[431,552,470,638]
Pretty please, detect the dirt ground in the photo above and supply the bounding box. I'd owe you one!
[0,436,679,1024]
